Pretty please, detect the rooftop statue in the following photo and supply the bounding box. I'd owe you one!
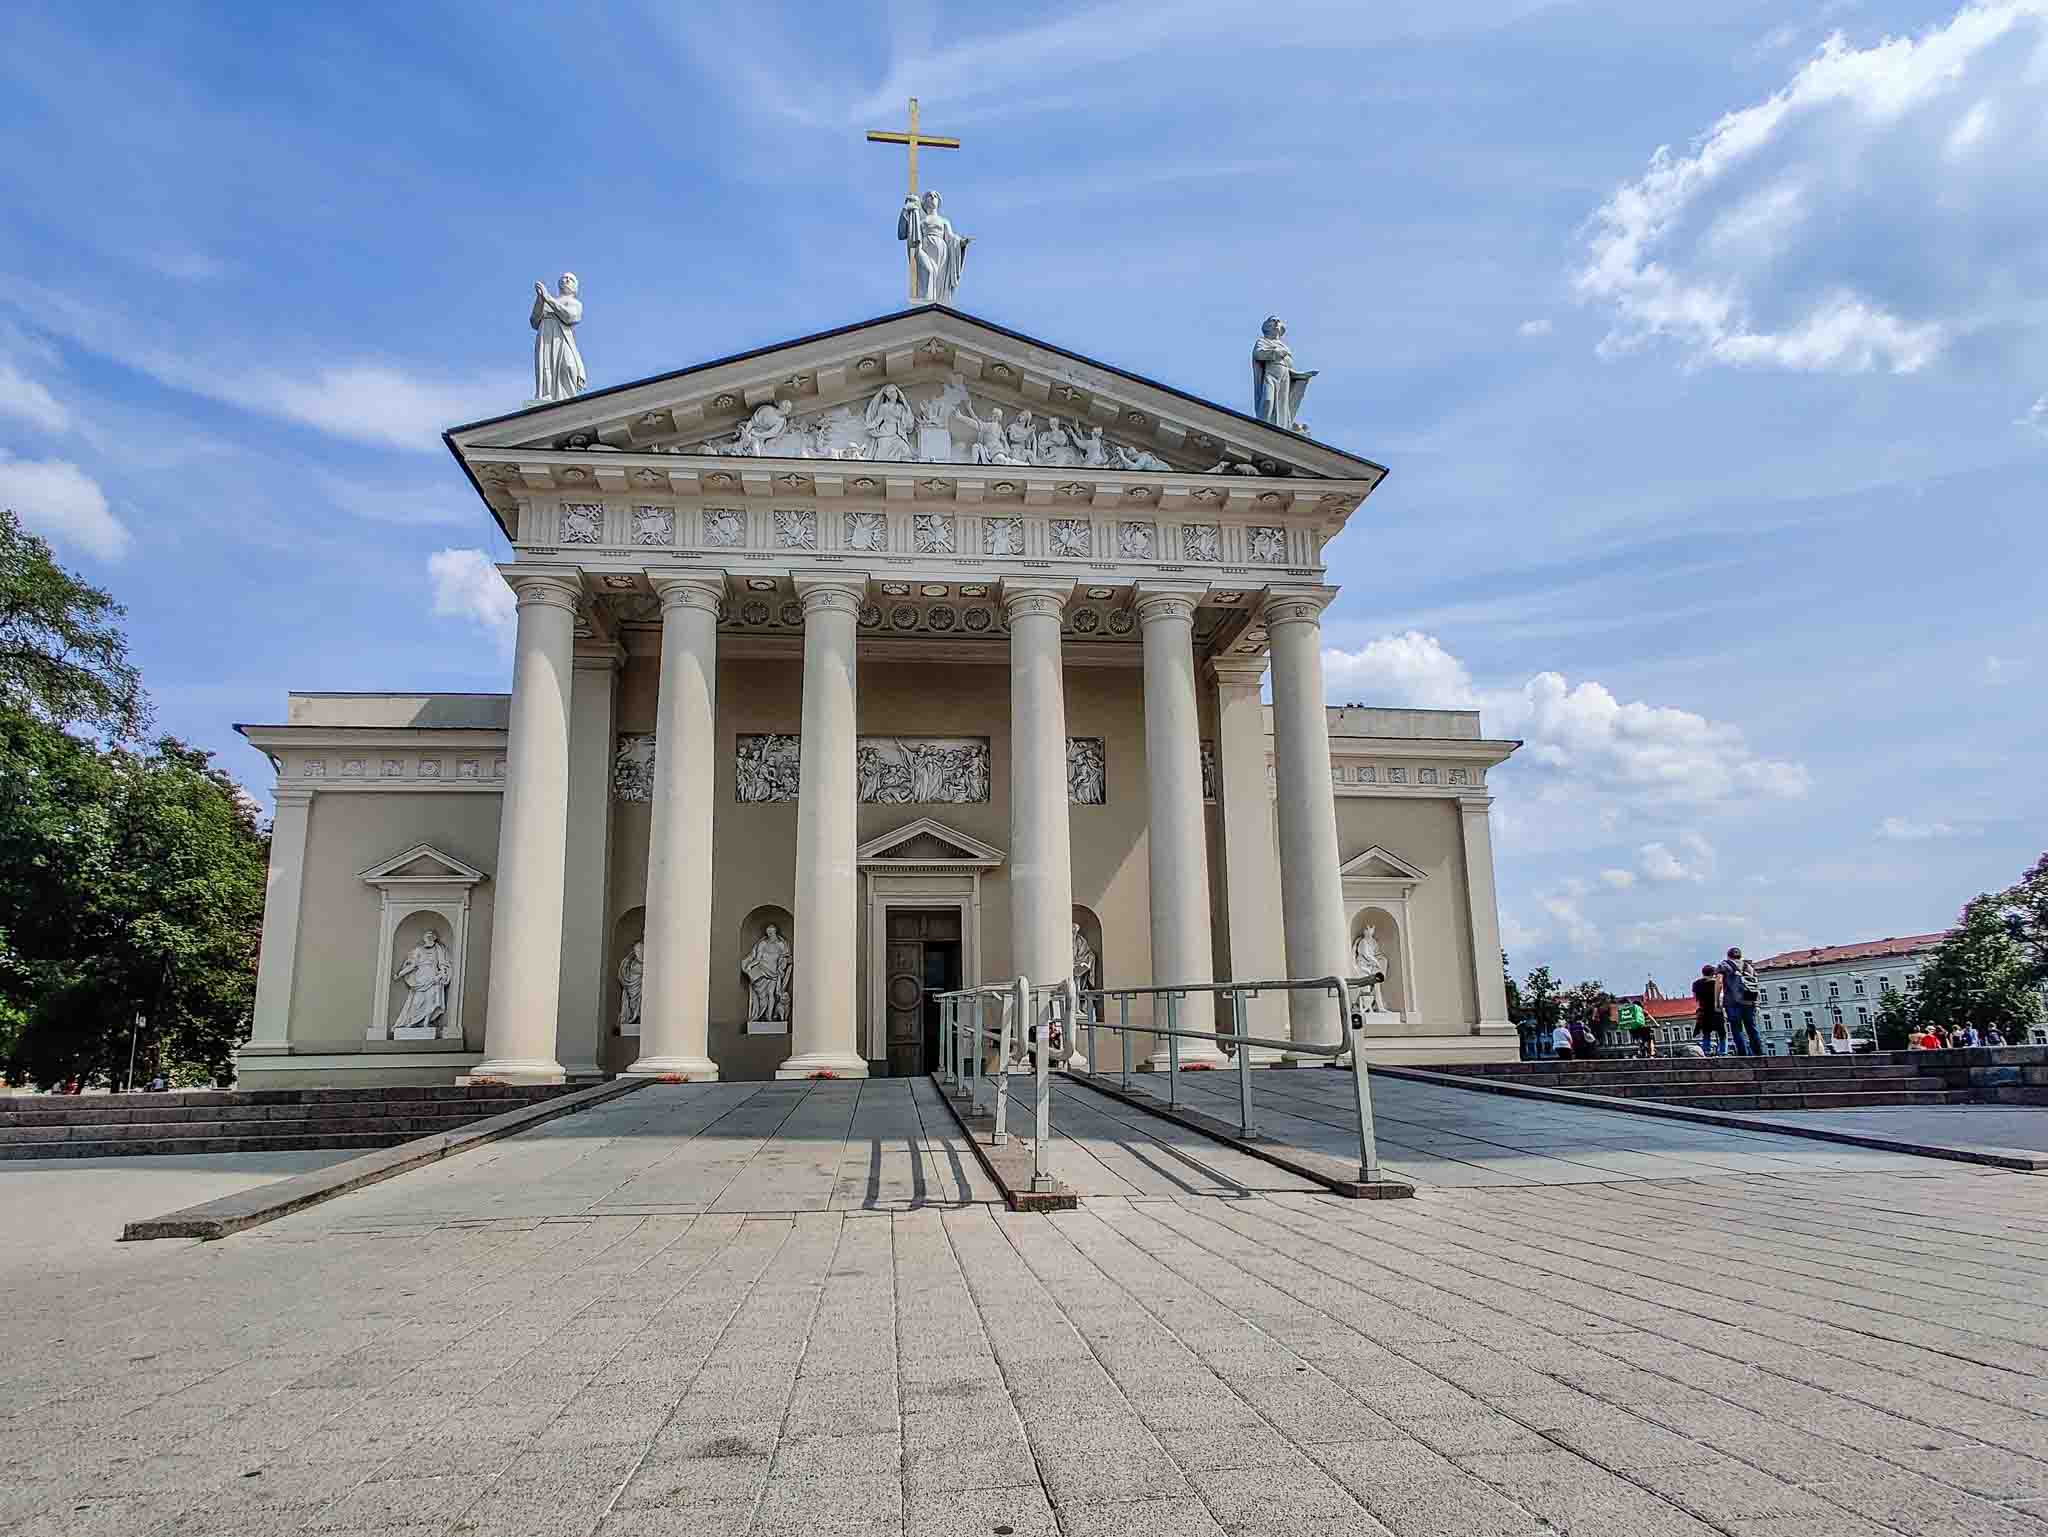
[530,273,586,404]
[899,189,972,305]
[1251,315,1315,433]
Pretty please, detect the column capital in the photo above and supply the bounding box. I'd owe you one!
[272,785,316,808]
[793,574,866,619]
[1207,655,1271,691]
[1259,584,1339,629]
[649,570,726,616]
[1002,576,1074,622]
[1133,583,1205,627]
[500,565,584,613]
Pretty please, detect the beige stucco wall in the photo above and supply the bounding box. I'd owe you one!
[288,791,503,1053]
[1334,797,1480,1033]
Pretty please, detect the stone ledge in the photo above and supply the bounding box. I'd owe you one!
[924,1074,1078,1212]
[1371,1065,2048,1173]
[120,1077,649,1241]
[1066,1070,1415,1199]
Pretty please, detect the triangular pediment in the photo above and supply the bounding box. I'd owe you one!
[857,816,1004,868]
[449,306,1386,489]
[1338,845,1428,883]
[358,843,488,887]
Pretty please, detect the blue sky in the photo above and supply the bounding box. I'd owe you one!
[2,0,2043,995]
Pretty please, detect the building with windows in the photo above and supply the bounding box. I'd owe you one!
[1751,935,1945,1052]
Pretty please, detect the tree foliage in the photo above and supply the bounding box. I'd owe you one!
[1521,965,1562,1030]
[0,508,147,740]
[1991,853,2048,992]
[1908,893,2040,1041]
[1502,952,1523,1021]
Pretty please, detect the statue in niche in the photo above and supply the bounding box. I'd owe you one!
[742,923,794,1027]
[898,188,972,304]
[1351,923,1388,1013]
[393,929,455,1036]
[530,273,586,404]
[731,398,796,456]
[1251,316,1316,432]
[1067,737,1106,805]
[1072,921,1097,995]
[617,941,643,1034]
[864,384,915,461]
[1037,417,1078,467]
[1005,408,1039,466]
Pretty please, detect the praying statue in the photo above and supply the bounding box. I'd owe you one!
[617,940,643,1034]
[1351,924,1388,1013]
[530,273,586,403]
[864,384,916,461]
[741,923,795,1028]
[1251,316,1315,432]
[392,929,454,1036]
[898,189,971,304]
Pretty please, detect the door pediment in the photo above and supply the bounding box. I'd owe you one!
[858,816,1004,870]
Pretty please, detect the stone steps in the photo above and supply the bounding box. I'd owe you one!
[1422,1052,2006,1111]
[0,1085,576,1159]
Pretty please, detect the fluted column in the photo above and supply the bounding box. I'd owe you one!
[1209,656,1290,1061]
[472,567,581,1083]
[778,575,869,1079]
[1137,585,1223,1066]
[1004,580,1075,989]
[1265,588,1350,1055]
[628,574,725,1079]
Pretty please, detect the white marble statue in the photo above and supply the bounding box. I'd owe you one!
[1351,924,1387,1013]
[617,941,643,1033]
[1111,444,1172,472]
[1037,417,1078,467]
[393,929,454,1035]
[731,398,795,455]
[1005,408,1038,465]
[898,189,971,304]
[1073,424,1109,468]
[742,924,794,1027]
[1072,921,1097,992]
[1066,737,1106,805]
[864,385,915,461]
[530,273,586,403]
[1252,316,1315,432]
[963,403,1015,464]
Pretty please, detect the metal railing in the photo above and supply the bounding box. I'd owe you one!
[935,973,1386,1186]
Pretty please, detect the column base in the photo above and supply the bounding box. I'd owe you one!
[1245,1046,1288,1065]
[775,1052,870,1080]
[1142,1047,1230,1071]
[461,1057,566,1085]
[621,1054,720,1081]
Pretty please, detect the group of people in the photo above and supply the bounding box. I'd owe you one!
[1687,947,1765,1056]
[1908,1022,2007,1049]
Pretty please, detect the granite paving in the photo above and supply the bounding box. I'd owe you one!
[4,1076,2045,1536]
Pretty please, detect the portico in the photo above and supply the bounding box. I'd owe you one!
[235,307,1522,1087]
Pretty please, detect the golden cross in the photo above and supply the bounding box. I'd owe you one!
[866,97,961,302]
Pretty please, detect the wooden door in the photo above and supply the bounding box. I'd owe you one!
[885,911,963,1077]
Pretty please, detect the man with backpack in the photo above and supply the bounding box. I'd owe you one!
[1719,946,1763,1057]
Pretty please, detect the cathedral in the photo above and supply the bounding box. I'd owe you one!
[235,303,1519,1087]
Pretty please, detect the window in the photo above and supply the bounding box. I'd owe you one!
[1852,978,1865,997]
[1830,1006,1842,1025]
[1799,984,1811,1001]
[1857,1006,1869,1024]
[1827,981,1839,999]
[1904,972,1917,991]
[1803,1010,1814,1028]
[1879,975,1889,992]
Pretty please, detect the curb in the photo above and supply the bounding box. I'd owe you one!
[925,1074,1079,1212]
[121,1077,651,1241]
[1372,1066,2048,1173]
[1066,1071,1414,1199]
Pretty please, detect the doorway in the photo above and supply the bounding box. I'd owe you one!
[884,909,962,1076]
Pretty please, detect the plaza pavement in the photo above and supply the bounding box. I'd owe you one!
[3,1077,2046,1536]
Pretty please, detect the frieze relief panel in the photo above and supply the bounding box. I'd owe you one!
[613,734,656,802]
[1067,738,1106,805]
[736,734,993,804]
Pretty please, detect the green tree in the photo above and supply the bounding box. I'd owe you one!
[1873,985,1915,1051]
[1991,852,2048,991]
[1523,965,1562,1030]
[1912,894,2041,1043]
[1502,952,1523,1021]
[0,508,146,739]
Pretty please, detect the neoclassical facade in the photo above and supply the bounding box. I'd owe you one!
[237,308,1519,1086]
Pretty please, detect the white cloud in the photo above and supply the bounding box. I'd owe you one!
[1323,631,1810,810]
[1983,654,2025,683]
[1877,815,1957,841]
[1517,317,1553,337]
[318,473,476,528]
[1500,912,1543,953]
[2017,396,2048,434]
[0,454,129,559]
[1638,841,1700,882]
[0,359,68,433]
[1599,868,1637,889]
[1576,2,2048,374]
[1539,887,1601,950]
[428,549,514,641]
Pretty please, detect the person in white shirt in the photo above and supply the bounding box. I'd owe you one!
[1551,1022,1574,1060]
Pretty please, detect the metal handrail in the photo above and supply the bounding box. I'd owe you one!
[933,972,1386,1188]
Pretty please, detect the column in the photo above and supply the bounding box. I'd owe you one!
[1264,588,1350,1054]
[1136,586,1224,1066]
[471,568,580,1083]
[1003,581,1076,992]
[779,575,869,1079]
[1458,792,1516,1038]
[556,642,622,1078]
[242,786,314,1057]
[629,575,724,1078]
[1209,657,1290,1060]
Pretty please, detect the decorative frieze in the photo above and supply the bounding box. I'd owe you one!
[560,503,603,543]
[983,516,1023,556]
[1182,524,1222,562]
[914,512,955,554]
[702,507,745,547]
[1117,521,1155,559]
[845,511,887,552]
[1050,518,1092,558]
[613,734,656,802]
[1067,737,1106,804]
[735,734,994,804]
[632,505,674,545]
[774,509,817,550]
[1247,526,1287,563]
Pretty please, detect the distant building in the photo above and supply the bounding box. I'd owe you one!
[1751,935,1944,1052]
[1600,979,1701,1051]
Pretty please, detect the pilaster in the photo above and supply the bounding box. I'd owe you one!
[243,786,315,1056]
[1208,656,1290,1059]
[1458,792,1515,1037]
[557,642,622,1078]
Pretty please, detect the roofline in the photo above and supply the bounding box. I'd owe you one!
[442,303,1390,479]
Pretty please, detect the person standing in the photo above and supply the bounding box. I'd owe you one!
[1692,965,1725,1054]
[1551,1020,1574,1060]
[1718,947,1763,1057]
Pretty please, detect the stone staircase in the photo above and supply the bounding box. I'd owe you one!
[1425,1054,1975,1111]
[0,1084,579,1160]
